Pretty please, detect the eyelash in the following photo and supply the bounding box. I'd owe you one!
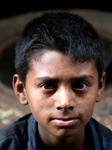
[40,83,57,90]
[39,82,89,91]
[72,82,89,90]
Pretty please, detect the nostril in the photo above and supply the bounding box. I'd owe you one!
[68,106,74,110]
[56,106,74,110]
[57,107,62,110]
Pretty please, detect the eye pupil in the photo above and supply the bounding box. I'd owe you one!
[43,83,55,89]
[74,82,86,89]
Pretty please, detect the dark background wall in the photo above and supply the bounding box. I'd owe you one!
[0,1,112,19]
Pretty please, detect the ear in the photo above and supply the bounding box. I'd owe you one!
[13,74,28,105]
[96,71,106,103]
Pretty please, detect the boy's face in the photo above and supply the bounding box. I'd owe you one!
[14,50,105,140]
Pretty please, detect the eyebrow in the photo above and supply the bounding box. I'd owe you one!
[73,75,94,81]
[35,77,58,81]
[35,75,94,82]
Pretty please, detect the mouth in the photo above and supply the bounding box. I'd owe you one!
[51,118,79,127]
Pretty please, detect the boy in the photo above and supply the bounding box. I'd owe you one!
[0,12,112,150]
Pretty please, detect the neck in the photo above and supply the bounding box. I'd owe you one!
[38,125,85,150]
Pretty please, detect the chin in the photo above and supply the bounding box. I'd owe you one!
[51,127,78,139]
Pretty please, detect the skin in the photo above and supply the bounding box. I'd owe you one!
[13,50,106,150]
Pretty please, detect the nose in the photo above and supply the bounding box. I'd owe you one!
[55,87,75,111]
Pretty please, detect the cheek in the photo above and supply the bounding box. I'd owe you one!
[82,100,95,118]
[26,90,53,122]
[77,92,97,123]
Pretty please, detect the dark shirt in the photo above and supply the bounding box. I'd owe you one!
[0,113,112,150]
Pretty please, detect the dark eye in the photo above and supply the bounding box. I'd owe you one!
[73,82,88,90]
[40,83,56,90]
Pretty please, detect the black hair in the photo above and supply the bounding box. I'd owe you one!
[15,12,105,84]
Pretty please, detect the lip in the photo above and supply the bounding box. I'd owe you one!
[51,118,78,127]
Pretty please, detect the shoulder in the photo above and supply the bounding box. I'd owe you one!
[0,113,32,149]
[88,118,112,150]
[0,113,32,140]
[90,118,112,139]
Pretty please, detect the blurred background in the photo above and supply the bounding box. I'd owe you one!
[0,1,112,19]
[0,2,112,129]
[0,0,112,18]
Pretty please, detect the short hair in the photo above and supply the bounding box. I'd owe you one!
[15,12,105,84]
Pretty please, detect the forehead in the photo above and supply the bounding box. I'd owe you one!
[29,50,98,79]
